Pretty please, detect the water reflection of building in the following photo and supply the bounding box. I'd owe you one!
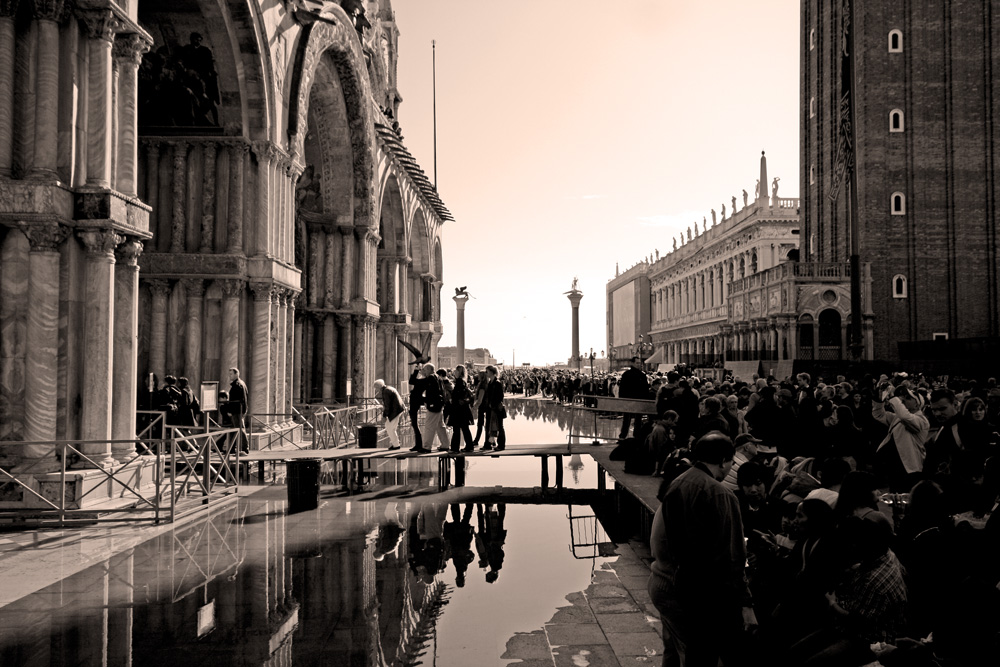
[0,497,450,666]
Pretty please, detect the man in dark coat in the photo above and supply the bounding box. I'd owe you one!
[618,356,650,440]
[227,367,249,454]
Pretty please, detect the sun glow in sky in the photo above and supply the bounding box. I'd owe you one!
[392,0,800,366]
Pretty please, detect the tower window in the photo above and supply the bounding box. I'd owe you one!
[888,29,903,53]
[889,109,904,132]
[891,192,906,215]
[892,274,907,298]
[810,29,815,51]
[809,164,815,184]
[809,97,815,118]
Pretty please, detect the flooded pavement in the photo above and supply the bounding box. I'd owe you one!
[0,399,661,666]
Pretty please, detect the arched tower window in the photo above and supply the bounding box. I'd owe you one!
[892,274,908,298]
[750,251,758,274]
[810,28,815,51]
[888,29,903,53]
[810,164,815,184]
[809,97,815,118]
[891,192,906,215]
[739,257,746,278]
[889,109,904,132]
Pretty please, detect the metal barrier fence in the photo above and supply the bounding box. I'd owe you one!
[248,413,309,451]
[311,403,381,449]
[0,429,242,526]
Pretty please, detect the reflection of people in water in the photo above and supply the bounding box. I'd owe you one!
[408,503,448,584]
[373,503,405,561]
[477,503,507,583]
[443,504,475,587]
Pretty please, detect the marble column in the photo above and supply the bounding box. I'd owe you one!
[286,292,297,411]
[276,289,288,418]
[144,141,159,212]
[227,143,247,254]
[200,142,217,252]
[113,34,148,197]
[111,238,142,457]
[268,287,281,418]
[170,141,187,252]
[77,229,122,467]
[148,280,170,383]
[17,223,68,472]
[0,2,18,176]
[335,313,352,402]
[324,232,337,308]
[453,293,469,366]
[249,282,272,420]
[339,226,353,306]
[81,9,118,187]
[29,1,64,178]
[252,142,271,257]
[566,289,583,372]
[219,280,242,385]
[182,278,204,389]
[318,312,334,402]
[307,226,323,307]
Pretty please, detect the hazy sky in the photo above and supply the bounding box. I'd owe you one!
[392,0,801,366]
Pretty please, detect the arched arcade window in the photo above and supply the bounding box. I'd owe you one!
[889,109,904,132]
[892,274,908,298]
[888,29,903,53]
[891,192,906,215]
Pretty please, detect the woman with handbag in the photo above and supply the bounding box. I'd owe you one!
[448,365,476,452]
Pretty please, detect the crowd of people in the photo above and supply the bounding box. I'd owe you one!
[635,367,1000,666]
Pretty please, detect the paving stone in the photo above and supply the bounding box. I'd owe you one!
[549,604,597,624]
[504,660,555,667]
[618,574,651,593]
[606,632,664,658]
[617,656,660,667]
[545,623,608,646]
[609,563,652,578]
[551,644,621,667]
[591,570,622,585]
[586,583,630,599]
[589,598,641,614]
[566,591,589,606]
[629,589,653,605]
[501,631,552,661]
[594,612,654,634]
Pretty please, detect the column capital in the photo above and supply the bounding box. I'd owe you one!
[0,1,20,19]
[180,278,205,298]
[271,285,287,304]
[337,224,353,237]
[19,222,69,252]
[394,324,410,336]
[249,281,272,302]
[112,33,151,68]
[114,238,143,267]
[218,279,244,299]
[308,309,327,324]
[79,8,120,42]
[250,140,277,162]
[32,0,63,21]
[171,140,188,163]
[147,279,172,298]
[334,313,353,328]
[229,141,250,157]
[287,290,301,310]
[77,229,123,258]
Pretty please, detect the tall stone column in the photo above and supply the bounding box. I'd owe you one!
[0,2,18,176]
[227,143,247,253]
[291,299,303,406]
[81,9,118,187]
[182,279,204,389]
[320,312,335,402]
[113,35,148,197]
[147,280,170,382]
[275,289,288,418]
[453,293,469,366]
[77,229,122,467]
[394,324,409,389]
[111,238,142,457]
[144,141,159,214]
[219,280,242,385]
[169,141,187,252]
[252,142,272,257]
[29,1,64,178]
[286,292,297,411]
[339,226,353,306]
[566,288,583,371]
[249,282,273,422]
[200,142,217,252]
[335,313,352,402]
[17,223,69,472]
[400,258,411,316]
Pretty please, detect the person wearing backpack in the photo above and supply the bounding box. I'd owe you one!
[418,363,451,452]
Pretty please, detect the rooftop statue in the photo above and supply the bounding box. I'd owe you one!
[732,195,737,214]
[755,179,760,199]
[672,237,677,251]
[721,203,726,219]
[686,227,692,241]
[743,189,749,207]
[772,176,780,198]
[711,209,716,225]
[571,276,579,291]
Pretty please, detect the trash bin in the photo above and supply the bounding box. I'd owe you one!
[285,458,321,513]
[358,423,378,449]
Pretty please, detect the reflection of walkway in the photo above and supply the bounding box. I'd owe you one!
[500,542,663,666]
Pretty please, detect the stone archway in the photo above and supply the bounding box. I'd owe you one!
[374,174,406,385]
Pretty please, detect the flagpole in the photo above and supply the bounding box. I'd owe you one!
[432,39,437,188]
[846,0,863,361]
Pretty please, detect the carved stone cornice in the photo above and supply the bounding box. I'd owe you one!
[19,222,69,252]
[218,279,244,299]
[79,8,120,42]
[112,33,151,68]
[180,278,205,298]
[114,238,143,267]
[77,229,122,258]
[147,279,172,299]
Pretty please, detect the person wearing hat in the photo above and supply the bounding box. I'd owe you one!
[648,431,757,666]
[373,379,404,450]
[618,355,650,440]
[873,381,929,492]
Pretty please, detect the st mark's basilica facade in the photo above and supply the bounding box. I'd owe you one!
[0,0,449,474]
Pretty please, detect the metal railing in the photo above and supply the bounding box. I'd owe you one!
[0,430,242,526]
[248,413,309,451]
[310,402,381,449]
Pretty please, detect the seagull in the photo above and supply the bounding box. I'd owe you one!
[398,334,432,365]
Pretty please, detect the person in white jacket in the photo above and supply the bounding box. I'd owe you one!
[872,383,929,492]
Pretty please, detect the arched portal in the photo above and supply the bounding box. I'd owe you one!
[374,174,406,385]
[817,309,843,360]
